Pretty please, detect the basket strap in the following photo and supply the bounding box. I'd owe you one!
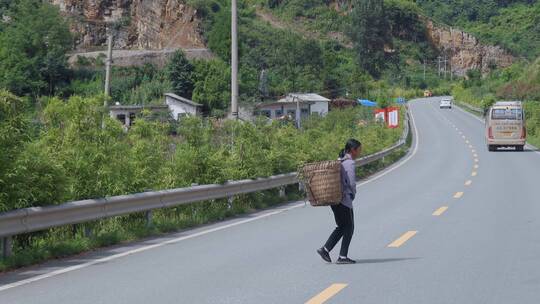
[306,176,319,204]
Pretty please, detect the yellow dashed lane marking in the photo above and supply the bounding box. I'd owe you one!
[465,180,472,186]
[454,192,464,199]
[388,231,418,248]
[432,206,449,216]
[306,284,348,304]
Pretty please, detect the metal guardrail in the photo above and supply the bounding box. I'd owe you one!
[0,108,412,253]
[455,101,483,115]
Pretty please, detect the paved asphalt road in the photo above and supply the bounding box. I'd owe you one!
[1,97,540,303]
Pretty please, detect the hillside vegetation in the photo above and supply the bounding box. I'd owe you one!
[416,0,540,58]
[198,0,449,99]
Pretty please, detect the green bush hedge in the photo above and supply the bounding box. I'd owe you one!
[0,92,406,270]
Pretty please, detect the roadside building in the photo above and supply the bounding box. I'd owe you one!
[278,93,330,116]
[254,93,330,120]
[165,93,203,120]
[254,101,311,119]
[110,93,203,129]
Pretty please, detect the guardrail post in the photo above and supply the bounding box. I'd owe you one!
[279,187,286,199]
[145,210,153,228]
[227,196,233,209]
[2,236,13,259]
[84,226,92,238]
[227,180,233,209]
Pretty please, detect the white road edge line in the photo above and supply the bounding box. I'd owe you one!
[0,104,421,292]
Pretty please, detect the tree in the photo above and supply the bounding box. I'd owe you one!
[464,69,482,88]
[322,41,342,98]
[192,59,230,113]
[258,69,269,99]
[166,50,195,98]
[0,90,66,211]
[348,0,391,78]
[0,91,28,209]
[0,1,72,97]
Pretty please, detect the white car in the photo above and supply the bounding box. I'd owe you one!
[440,98,452,109]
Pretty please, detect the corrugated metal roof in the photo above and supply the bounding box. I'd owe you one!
[279,93,330,103]
[165,93,203,107]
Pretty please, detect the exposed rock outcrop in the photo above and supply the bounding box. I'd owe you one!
[49,0,206,50]
[425,20,514,76]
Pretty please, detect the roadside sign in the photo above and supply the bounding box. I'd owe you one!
[374,107,400,128]
[374,109,386,122]
[387,107,399,128]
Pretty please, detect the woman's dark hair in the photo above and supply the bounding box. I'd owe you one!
[339,139,362,158]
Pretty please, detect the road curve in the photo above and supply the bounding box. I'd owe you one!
[1,97,540,304]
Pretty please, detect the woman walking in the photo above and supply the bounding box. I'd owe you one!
[317,139,361,264]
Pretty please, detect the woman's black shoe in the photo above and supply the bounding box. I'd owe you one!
[336,257,356,264]
[317,248,332,263]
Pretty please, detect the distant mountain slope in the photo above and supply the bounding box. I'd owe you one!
[260,0,515,75]
[415,0,540,58]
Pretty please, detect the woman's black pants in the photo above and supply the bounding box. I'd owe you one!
[324,204,354,257]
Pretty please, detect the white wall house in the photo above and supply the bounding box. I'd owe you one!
[255,101,311,119]
[109,105,169,128]
[109,94,202,129]
[278,93,330,116]
[165,93,203,120]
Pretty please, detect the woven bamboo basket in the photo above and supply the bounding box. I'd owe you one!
[299,160,343,207]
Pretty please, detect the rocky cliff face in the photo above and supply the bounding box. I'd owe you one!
[50,0,206,50]
[425,20,514,76]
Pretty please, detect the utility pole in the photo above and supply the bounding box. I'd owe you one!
[450,59,453,81]
[295,96,301,129]
[104,33,113,105]
[231,0,239,120]
[437,56,441,78]
[444,55,448,79]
